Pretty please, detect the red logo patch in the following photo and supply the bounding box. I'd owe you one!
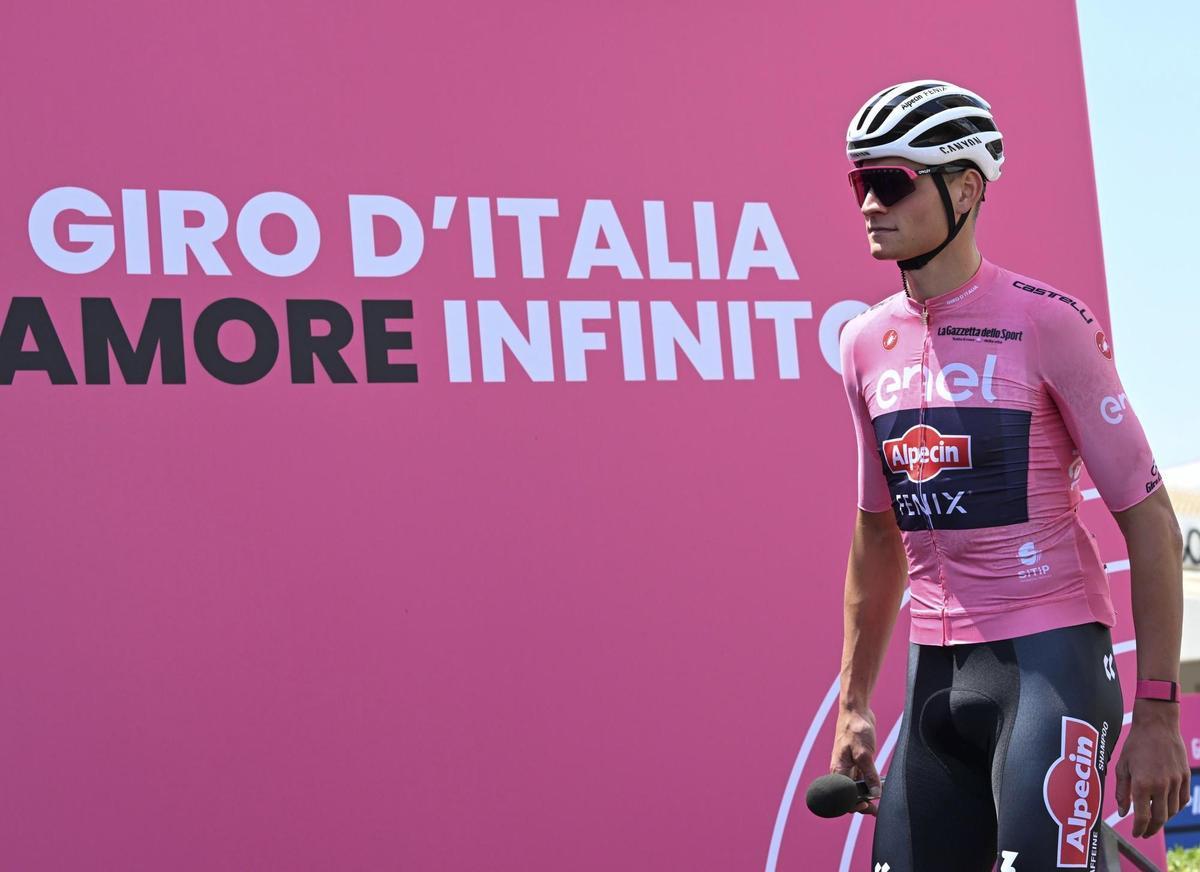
[1042,717,1102,868]
[881,424,972,483]
[1095,331,1112,359]
[882,329,898,351]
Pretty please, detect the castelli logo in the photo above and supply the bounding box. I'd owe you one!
[1096,331,1112,360]
[882,329,898,351]
[881,425,972,483]
[1043,717,1102,868]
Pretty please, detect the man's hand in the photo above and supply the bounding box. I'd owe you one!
[1114,700,1190,837]
[830,705,882,815]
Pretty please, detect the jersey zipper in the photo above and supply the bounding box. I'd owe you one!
[916,302,950,644]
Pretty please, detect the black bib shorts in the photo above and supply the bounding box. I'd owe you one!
[871,620,1124,872]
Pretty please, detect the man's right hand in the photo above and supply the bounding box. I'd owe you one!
[830,705,883,815]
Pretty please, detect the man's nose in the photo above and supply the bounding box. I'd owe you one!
[860,188,886,216]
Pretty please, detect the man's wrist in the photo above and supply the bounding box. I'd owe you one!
[1132,695,1181,724]
[838,693,870,714]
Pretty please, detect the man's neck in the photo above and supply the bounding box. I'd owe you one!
[902,240,983,303]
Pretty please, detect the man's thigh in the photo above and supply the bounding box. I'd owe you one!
[872,644,999,872]
[993,623,1124,870]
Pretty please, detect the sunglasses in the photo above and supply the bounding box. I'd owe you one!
[848,164,967,208]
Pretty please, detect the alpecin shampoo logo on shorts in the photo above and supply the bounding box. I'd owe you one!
[1043,716,1102,868]
[881,424,972,483]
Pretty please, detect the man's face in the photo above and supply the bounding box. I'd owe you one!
[856,156,967,262]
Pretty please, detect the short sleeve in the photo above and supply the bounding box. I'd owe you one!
[1035,297,1162,513]
[839,317,894,513]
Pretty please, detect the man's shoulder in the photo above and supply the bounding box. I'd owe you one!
[995,263,1102,329]
[841,290,903,347]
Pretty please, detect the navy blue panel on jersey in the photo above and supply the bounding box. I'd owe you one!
[870,406,1032,531]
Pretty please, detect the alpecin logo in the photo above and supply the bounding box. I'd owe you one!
[881,424,972,483]
[1042,716,1103,868]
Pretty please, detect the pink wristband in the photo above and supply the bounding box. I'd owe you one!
[1135,678,1180,702]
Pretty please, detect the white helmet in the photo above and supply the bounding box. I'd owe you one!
[845,80,1004,182]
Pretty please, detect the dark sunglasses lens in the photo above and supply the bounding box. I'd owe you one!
[852,168,915,207]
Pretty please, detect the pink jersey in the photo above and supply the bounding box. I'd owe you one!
[838,255,1163,645]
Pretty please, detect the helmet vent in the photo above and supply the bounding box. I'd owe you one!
[863,82,944,134]
[910,116,996,148]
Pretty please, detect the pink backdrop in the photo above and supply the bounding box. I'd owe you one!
[0,1,1164,869]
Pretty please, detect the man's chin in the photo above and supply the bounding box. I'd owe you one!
[868,240,919,263]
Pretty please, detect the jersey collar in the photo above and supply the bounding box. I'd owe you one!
[900,256,999,317]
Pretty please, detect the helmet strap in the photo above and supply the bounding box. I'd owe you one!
[897,172,971,278]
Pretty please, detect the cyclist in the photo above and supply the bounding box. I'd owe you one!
[829,79,1189,870]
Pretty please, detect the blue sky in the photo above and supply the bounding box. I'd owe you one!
[1077,2,1199,469]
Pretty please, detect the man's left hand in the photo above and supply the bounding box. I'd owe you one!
[1114,700,1191,838]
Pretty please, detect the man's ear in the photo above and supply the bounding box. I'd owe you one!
[958,169,985,214]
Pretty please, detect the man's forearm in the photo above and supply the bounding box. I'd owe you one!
[839,514,908,712]
[1116,491,1185,694]
[1109,489,1190,837]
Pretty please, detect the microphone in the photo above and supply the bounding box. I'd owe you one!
[805,773,883,818]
